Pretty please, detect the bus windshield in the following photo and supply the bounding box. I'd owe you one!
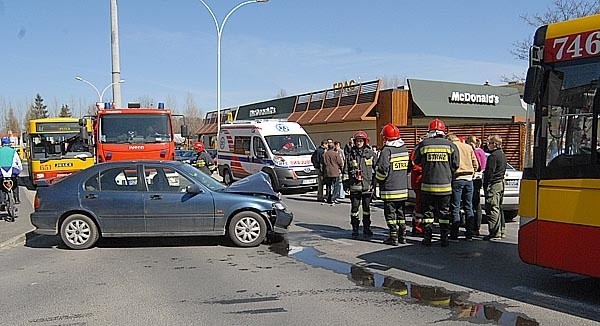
[542,61,600,165]
[100,114,172,144]
[30,133,91,159]
[265,134,316,156]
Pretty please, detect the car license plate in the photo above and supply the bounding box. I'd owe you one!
[302,178,317,185]
[506,179,518,187]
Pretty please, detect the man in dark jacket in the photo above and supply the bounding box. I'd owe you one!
[311,140,328,202]
[323,142,343,205]
[376,124,410,245]
[344,131,376,238]
[483,135,507,240]
[413,119,459,247]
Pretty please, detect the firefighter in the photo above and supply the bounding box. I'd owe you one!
[375,124,410,245]
[413,119,459,247]
[410,138,424,237]
[344,130,376,238]
[193,141,215,175]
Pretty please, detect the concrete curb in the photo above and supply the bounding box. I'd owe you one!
[0,230,37,249]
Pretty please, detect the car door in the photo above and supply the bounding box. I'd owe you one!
[81,166,145,234]
[143,165,215,233]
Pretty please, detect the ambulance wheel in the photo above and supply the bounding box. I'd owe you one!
[223,168,233,185]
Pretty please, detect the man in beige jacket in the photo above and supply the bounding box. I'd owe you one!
[447,133,479,241]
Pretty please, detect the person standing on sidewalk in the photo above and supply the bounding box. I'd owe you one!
[413,119,459,247]
[344,131,376,238]
[376,124,410,245]
[447,133,478,242]
[467,136,486,236]
[311,140,328,202]
[483,135,507,240]
[323,141,343,205]
[334,141,345,200]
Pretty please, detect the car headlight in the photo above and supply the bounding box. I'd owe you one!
[273,202,287,211]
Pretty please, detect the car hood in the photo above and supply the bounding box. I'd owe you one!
[222,171,279,199]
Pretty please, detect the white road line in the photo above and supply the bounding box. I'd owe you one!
[388,255,445,270]
[329,238,353,246]
[512,286,599,312]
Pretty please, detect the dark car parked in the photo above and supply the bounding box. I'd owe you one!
[175,149,196,164]
[31,161,292,249]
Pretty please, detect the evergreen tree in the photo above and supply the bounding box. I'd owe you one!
[27,94,48,119]
[59,104,72,117]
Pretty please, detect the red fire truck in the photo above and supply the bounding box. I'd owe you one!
[88,102,186,162]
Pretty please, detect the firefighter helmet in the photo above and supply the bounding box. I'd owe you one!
[193,141,205,152]
[353,130,369,144]
[381,124,400,141]
[428,118,446,133]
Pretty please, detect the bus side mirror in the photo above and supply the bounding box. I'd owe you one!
[181,125,189,137]
[523,65,544,105]
[80,126,90,141]
[78,118,86,127]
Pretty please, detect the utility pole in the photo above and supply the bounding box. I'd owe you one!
[110,0,122,108]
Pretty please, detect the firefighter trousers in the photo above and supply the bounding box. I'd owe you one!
[383,200,406,239]
[421,193,452,241]
[350,192,372,232]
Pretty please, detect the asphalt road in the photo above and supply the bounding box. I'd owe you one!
[0,188,598,325]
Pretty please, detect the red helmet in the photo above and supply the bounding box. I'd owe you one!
[353,130,369,144]
[193,141,205,152]
[381,123,400,141]
[428,118,446,132]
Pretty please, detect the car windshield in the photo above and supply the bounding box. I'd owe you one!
[265,134,315,156]
[178,163,225,191]
[100,114,172,144]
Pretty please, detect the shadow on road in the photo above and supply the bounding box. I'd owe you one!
[25,234,233,249]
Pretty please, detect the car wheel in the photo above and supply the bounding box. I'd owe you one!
[60,214,99,250]
[228,211,267,247]
[503,210,518,222]
[223,168,233,185]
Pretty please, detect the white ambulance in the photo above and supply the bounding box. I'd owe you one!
[217,119,319,192]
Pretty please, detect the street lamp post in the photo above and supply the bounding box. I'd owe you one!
[75,76,125,105]
[198,0,269,145]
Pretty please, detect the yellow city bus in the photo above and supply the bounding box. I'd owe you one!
[521,14,600,277]
[27,117,95,185]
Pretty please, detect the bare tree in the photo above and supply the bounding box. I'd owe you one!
[182,93,203,138]
[3,104,20,135]
[136,95,155,108]
[275,89,288,98]
[377,75,406,89]
[164,94,178,113]
[513,0,600,60]
[500,73,526,84]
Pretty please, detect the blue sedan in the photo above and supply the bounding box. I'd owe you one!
[31,161,292,249]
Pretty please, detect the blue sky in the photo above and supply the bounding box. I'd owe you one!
[0,0,543,117]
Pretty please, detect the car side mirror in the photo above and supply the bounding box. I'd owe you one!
[186,184,203,194]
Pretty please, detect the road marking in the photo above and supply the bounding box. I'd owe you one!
[512,286,599,312]
[329,238,353,246]
[388,255,445,270]
[552,272,590,281]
